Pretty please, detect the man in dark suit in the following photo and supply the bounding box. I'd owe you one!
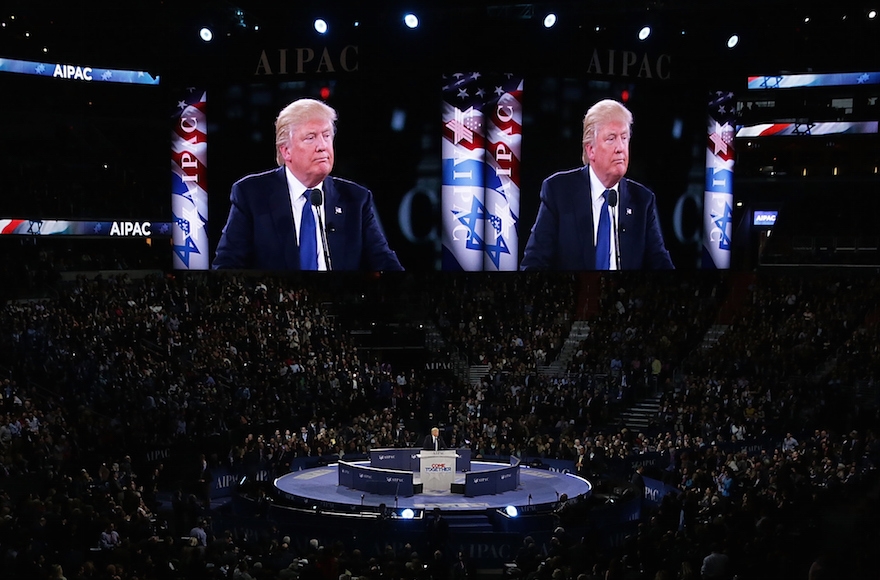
[422,427,447,451]
[520,99,674,271]
[213,98,403,271]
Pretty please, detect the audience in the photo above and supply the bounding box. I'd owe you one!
[0,270,877,579]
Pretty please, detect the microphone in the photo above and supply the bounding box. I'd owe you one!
[310,189,332,271]
[607,189,621,270]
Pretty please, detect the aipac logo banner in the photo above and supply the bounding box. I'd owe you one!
[442,73,522,271]
[171,89,209,269]
[0,219,170,237]
[703,91,735,269]
[0,56,160,85]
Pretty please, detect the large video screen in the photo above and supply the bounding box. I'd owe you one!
[204,72,706,272]
[1,9,714,275]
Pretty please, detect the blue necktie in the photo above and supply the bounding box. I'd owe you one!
[299,190,318,270]
[595,189,611,270]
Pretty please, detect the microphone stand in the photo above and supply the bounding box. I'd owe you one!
[608,190,621,270]
[310,190,332,271]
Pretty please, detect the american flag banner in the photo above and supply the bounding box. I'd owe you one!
[703,90,736,270]
[171,89,209,269]
[442,73,522,271]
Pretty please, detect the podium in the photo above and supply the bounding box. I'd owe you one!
[418,450,457,492]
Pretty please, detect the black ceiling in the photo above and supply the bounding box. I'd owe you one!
[1,1,877,85]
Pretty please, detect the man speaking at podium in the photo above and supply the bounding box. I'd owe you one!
[422,427,447,451]
[213,98,403,272]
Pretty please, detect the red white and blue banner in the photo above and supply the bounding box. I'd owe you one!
[703,91,735,270]
[171,89,209,269]
[0,219,170,237]
[442,73,522,271]
[736,121,878,137]
[484,83,523,271]
[0,56,160,85]
[747,72,880,90]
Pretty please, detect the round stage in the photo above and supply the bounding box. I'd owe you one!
[273,461,591,513]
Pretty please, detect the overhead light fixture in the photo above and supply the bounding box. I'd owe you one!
[314,19,328,34]
[199,27,213,42]
[727,34,739,49]
[404,13,419,29]
[638,26,651,41]
[543,13,557,28]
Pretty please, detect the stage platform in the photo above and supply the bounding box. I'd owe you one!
[274,461,591,513]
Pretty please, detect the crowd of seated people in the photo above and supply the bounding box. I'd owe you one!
[431,273,577,373]
[0,270,878,579]
[565,275,723,384]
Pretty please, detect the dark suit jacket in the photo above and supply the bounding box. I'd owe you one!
[422,434,447,450]
[520,166,674,270]
[213,167,403,271]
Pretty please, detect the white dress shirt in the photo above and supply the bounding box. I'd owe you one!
[286,167,328,271]
[588,166,620,270]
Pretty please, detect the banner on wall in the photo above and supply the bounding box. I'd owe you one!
[747,72,880,90]
[171,89,209,269]
[0,56,160,85]
[703,91,735,269]
[442,73,522,271]
[0,219,170,237]
[736,121,878,137]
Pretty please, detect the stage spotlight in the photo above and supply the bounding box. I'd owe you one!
[314,19,328,34]
[404,13,419,29]
[543,13,557,28]
[505,505,518,517]
[727,34,739,49]
[638,26,651,40]
[401,508,415,519]
[869,10,877,20]
[199,27,213,42]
